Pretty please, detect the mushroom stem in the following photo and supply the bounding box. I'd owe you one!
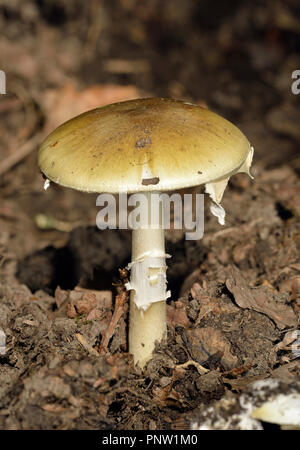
[128,191,168,367]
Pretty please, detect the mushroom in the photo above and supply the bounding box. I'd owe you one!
[38,97,253,367]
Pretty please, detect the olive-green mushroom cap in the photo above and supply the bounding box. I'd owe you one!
[38,97,252,193]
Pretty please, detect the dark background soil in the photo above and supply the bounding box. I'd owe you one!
[0,0,299,430]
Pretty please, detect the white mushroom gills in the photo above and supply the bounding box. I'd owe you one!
[125,191,170,367]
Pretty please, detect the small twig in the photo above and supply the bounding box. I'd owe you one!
[174,360,209,375]
[98,286,128,355]
[10,82,38,141]
[83,0,104,61]
[0,132,42,177]
[220,364,251,377]
[205,218,264,243]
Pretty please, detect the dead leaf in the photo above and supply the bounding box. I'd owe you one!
[275,330,299,351]
[279,276,300,300]
[185,327,238,370]
[75,287,112,309]
[42,82,141,133]
[222,374,268,391]
[61,287,112,319]
[87,308,103,320]
[226,266,297,329]
[166,301,191,328]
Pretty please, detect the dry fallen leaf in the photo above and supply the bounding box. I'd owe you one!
[166,301,191,328]
[185,326,238,370]
[226,266,297,329]
[56,287,112,320]
[275,330,300,351]
[42,82,141,133]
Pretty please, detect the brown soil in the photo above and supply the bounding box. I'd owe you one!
[0,0,299,430]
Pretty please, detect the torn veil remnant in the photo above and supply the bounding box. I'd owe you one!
[43,178,51,191]
[125,250,171,311]
[38,97,253,368]
[205,146,254,225]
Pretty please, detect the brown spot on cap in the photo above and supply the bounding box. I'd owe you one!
[136,136,152,148]
[142,177,160,186]
[51,141,59,147]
